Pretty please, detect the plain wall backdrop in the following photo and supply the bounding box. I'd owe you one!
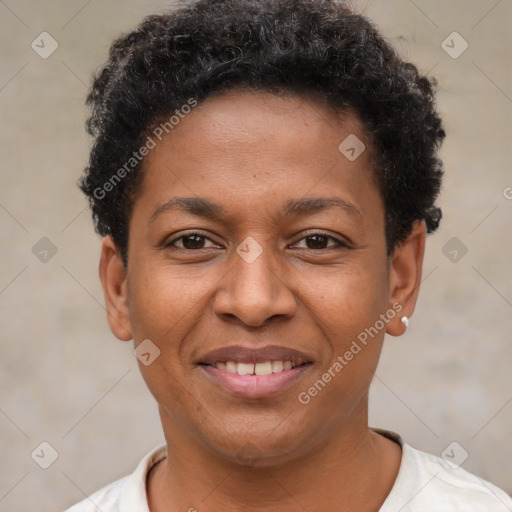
[0,0,511,510]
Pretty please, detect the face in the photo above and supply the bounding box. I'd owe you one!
[100,90,424,466]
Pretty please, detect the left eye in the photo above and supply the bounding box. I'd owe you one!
[292,233,345,250]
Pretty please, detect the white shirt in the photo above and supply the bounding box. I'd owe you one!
[64,431,512,511]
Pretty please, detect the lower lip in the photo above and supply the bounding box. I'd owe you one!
[200,364,312,398]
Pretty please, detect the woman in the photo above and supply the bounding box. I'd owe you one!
[66,0,512,510]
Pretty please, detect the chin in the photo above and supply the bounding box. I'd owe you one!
[203,424,310,468]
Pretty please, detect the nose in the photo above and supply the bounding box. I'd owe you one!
[212,241,297,328]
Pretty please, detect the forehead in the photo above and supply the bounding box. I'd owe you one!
[134,90,382,225]
[158,90,369,163]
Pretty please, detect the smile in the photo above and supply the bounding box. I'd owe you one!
[199,360,312,398]
[212,360,298,375]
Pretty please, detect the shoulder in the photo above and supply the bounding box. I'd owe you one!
[382,439,512,512]
[64,476,127,512]
[409,445,512,506]
[63,445,167,512]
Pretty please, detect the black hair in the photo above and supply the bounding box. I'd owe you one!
[80,0,445,263]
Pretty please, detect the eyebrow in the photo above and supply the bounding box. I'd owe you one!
[150,196,362,223]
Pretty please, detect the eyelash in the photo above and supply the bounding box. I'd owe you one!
[165,230,349,251]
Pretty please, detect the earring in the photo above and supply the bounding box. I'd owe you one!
[401,316,409,328]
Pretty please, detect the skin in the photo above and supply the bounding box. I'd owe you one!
[99,90,426,511]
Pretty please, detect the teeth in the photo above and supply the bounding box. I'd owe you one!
[255,362,273,375]
[237,363,254,376]
[271,361,283,373]
[215,360,296,375]
[226,361,237,373]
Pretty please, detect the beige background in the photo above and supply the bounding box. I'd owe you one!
[0,0,511,510]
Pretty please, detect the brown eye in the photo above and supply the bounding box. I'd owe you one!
[293,232,347,251]
[305,234,330,249]
[179,234,206,249]
[166,231,218,250]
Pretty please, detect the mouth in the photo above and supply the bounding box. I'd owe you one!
[202,360,303,375]
[197,345,313,398]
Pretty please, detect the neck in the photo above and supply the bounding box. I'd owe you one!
[147,406,401,512]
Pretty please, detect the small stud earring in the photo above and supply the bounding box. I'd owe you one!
[401,316,409,328]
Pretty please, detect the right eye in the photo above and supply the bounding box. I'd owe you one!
[165,230,221,251]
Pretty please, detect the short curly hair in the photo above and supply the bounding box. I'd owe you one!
[80,0,445,263]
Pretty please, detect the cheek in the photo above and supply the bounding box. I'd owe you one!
[126,263,206,417]
[296,271,387,422]
[306,260,388,336]
[127,262,214,342]
[299,258,389,396]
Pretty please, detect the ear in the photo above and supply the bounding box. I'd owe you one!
[386,220,426,337]
[99,236,133,341]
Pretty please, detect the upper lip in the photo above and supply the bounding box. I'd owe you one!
[198,344,312,366]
